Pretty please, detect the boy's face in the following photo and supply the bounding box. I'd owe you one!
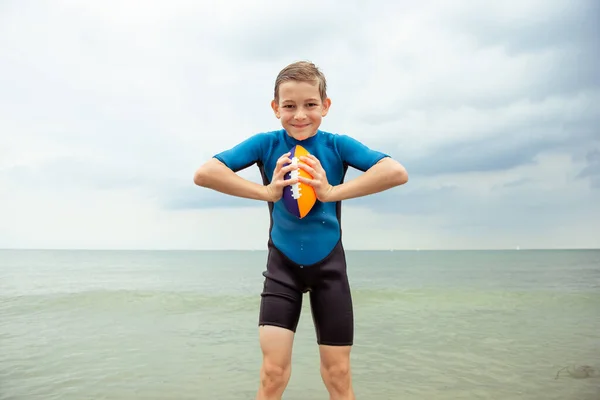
[271,81,331,141]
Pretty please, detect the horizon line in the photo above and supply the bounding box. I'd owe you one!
[1,247,598,252]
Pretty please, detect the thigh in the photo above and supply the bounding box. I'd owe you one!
[309,272,354,346]
[259,277,303,333]
[259,325,295,368]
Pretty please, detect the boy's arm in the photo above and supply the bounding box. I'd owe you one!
[298,134,408,202]
[194,133,298,203]
[325,157,407,202]
[193,158,271,201]
[194,133,276,201]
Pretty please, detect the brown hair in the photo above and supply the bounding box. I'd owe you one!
[273,61,327,102]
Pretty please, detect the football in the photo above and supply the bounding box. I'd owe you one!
[282,145,317,219]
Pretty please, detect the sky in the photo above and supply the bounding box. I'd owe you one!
[1,0,599,250]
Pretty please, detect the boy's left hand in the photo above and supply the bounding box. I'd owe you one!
[297,155,334,202]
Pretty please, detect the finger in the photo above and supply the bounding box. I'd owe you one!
[274,159,292,174]
[300,156,325,175]
[306,154,321,165]
[299,156,316,166]
[282,176,299,186]
[276,162,298,177]
[297,162,316,176]
[275,153,292,168]
[281,161,300,173]
[297,176,314,186]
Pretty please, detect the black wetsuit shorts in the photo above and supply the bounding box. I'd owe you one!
[258,240,354,346]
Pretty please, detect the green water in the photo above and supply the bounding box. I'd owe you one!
[1,249,599,399]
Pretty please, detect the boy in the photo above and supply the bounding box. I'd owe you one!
[193,61,408,400]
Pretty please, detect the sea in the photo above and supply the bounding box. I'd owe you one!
[1,249,599,400]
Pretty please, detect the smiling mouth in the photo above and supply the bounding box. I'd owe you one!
[292,124,310,128]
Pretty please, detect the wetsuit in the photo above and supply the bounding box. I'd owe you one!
[214,129,389,345]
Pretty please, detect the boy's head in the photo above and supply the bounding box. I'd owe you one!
[271,61,331,141]
[273,61,327,103]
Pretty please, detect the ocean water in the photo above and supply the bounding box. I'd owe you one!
[1,249,599,399]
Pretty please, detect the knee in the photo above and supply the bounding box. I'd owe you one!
[260,361,290,394]
[321,361,351,391]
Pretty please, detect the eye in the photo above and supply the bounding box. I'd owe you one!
[307,103,318,107]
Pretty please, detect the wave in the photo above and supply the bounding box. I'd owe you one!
[0,289,262,315]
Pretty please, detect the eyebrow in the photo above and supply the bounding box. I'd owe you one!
[282,98,320,103]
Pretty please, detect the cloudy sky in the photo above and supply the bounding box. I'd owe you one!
[1,0,598,250]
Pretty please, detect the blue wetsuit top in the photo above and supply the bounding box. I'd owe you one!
[214,129,389,265]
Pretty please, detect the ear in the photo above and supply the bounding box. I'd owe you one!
[271,99,280,119]
[321,97,332,117]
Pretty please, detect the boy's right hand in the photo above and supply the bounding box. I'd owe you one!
[265,152,298,202]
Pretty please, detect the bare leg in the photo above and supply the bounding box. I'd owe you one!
[256,325,295,400]
[319,345,355,400]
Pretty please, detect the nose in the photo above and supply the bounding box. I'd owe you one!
[294,109,307,120]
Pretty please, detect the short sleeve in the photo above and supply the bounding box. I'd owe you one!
[337,135,390,172]
[213,133,270,172]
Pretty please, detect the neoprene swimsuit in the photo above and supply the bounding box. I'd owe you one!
[214,129,389,345]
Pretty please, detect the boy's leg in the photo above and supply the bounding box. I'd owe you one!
[310,279,354,397]
[319,345,355,400]
[256,325,295,400]
[257,269,303,399]
[308,243,355,399]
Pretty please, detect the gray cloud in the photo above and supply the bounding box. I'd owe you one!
[458,1,600,56]
[343,184,458,215]
[213,2,367,63]
[396,132,591,177]
[495,178,534,190]
[577,148,600,189]
[3,158,145,191]
[360,2,600,115]
[371,114,597,180]
[344,168,599,226]
[165,185,265,210]
[402,137,545,176]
